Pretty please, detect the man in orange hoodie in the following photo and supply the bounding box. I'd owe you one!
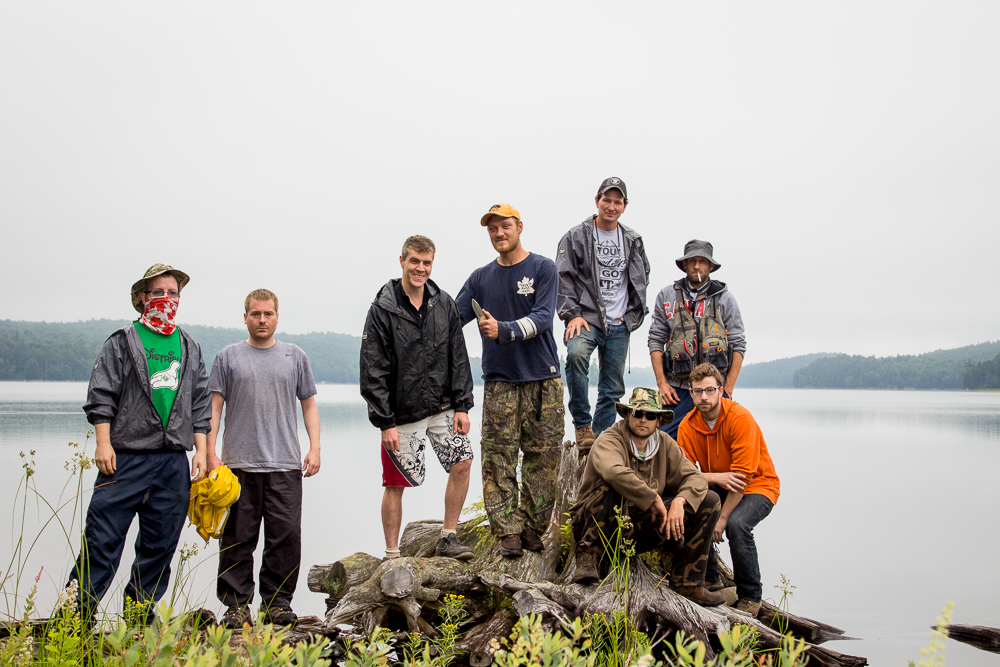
[676,363,780,617]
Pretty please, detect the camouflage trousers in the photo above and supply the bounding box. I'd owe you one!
[571,483,721,587]
[481,378,565,537]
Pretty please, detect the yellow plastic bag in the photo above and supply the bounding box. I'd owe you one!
[188,465,241,543]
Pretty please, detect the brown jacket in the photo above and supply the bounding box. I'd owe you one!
[577,420,708,512]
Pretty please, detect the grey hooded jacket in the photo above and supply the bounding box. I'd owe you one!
[83,323,212,452]
[555,215,650,332]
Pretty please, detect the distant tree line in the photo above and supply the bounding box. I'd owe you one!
[963,353,1000,390]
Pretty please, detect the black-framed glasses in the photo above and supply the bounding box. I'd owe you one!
[146,289,180,298]
[691,386,721,397]
[631,409,659,421]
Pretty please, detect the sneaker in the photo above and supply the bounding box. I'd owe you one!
[499,534,523,558]
[734,599,762,617]
[573,550,601,584]
[674,585,726,607]
[221,604,251,629]
[435,534,475,560]
[520,528,544,552]
[261,605,298,626]
[575,426,596,453]
[706,578,726,592]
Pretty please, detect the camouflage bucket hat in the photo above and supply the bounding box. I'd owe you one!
[130,263,191,313]
[615,387,674,424]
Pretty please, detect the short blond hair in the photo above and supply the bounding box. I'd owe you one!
[401,235,436,259]
[245,288,278,313]
[689,363,724,387]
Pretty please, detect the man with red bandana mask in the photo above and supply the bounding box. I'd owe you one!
[71,263,211,622]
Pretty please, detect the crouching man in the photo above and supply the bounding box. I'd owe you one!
[677,364,780,617]
[570,388,724,607]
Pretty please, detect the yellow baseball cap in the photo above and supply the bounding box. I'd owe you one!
[480,203,521,226]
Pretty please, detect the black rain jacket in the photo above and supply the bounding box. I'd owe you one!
[360,279,474,430]
[83,323,212,452]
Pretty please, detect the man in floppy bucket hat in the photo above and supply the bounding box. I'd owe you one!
[70,263,211,620]
[569,387,724,606]
[647,240,746,438]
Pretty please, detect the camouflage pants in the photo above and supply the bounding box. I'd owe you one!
[481,378,565,537]
[571,483,721,587]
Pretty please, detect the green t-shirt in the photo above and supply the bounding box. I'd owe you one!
[134,323,183,428]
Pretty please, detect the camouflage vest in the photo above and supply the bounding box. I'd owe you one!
[664,287,730,379]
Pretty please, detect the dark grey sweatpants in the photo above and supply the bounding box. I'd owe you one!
[217,469,302,610]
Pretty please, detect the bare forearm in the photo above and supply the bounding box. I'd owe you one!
[720,489,743,521]
[302,398,321,451]
[724,351,744,394]
[651,351,667,385]
[194,432,207,454]
[207,392,224,455]
[95,422,111,449]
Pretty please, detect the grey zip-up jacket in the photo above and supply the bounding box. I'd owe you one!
[647,278,746,388]
[83,323,212,452]
[555,215,650,333]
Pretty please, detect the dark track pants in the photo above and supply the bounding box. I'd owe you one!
[217,469,302,610]
[69,450,190,615]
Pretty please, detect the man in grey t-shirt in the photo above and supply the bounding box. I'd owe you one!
[207,288,321,628]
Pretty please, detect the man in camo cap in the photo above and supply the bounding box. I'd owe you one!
[70,263,211,620]
[569,387,724,607]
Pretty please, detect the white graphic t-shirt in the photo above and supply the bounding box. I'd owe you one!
[594,226,628,322]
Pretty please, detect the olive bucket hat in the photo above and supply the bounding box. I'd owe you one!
[614,387,674,424]
[675,239,721,273]
[130,263,191,313]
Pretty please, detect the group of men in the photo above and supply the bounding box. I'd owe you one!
[70,175,779,629]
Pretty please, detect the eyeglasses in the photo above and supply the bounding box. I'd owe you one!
[145,289,180,298]
[630,409,659,421]
[691,386,721,397]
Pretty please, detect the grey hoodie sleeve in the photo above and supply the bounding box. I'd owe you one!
[647,285,673,354]
[188,339,212,434]
[554,230,582,323]
[719,290,746,354]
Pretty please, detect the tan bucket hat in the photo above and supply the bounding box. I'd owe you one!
[130,263,191,313]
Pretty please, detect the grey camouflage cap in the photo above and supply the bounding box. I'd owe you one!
[130,263,191,313]
[675,239,721,272]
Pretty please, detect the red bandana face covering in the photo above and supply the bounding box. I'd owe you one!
[139,296,180,335]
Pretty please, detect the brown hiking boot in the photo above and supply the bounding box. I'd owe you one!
[674,585,726,607]
[499,534,523,558]
[575,426,596,453]
[221,604,252,629]
[573,550,601,584]
[734,599,762,617]
[706,578,726,592]
[260,605,298,627]
[520,528,544,552]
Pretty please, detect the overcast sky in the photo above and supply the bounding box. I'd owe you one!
[2,2,998,364]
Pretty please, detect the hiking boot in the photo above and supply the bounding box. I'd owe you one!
[734,599,762,617]
[499,534,523,558]
[674,585,726,607]
[436,534,475,560]
[573,550,601,584]
[520,528,544,552]
[706,578,726,592]
[575,426,596,453]
[260,605,298,626]
[221,604,251,629]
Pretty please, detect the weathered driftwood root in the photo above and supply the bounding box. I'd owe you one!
[936,623,1000,654]
[454,608,516,667]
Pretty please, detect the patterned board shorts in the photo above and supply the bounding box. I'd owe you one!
[381,409,474,488]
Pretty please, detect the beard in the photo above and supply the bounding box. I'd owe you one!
[626,419,656,439]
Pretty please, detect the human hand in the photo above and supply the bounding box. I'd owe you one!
[191,449,207,482]
[479,310,499,340]
[563,317,591,342]
[666,497,686,540]
[95,439,116,476]
[453,412,471,435]
[302,448,321,477]
[713,516,728,543]
[207,451,223,473]
[658,380,680,406]
[650,495,669,534]
[381,427,401,452]
[709,471,747,493]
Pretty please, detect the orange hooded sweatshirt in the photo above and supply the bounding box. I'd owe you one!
[676,398,780,505]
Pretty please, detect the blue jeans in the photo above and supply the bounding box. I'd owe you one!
[705,489,774,602]
[69,450,190,616]
[565,322,629,435]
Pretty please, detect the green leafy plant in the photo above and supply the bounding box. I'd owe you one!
[490,614,597,667]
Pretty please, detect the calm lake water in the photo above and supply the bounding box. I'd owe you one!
[1,381,998,665]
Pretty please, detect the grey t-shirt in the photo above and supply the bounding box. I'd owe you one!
[594,226,628,322]
[209,340,317,471]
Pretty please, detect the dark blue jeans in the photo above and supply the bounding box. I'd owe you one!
[565,322,629,435]
[705,488,774,602]
[69,450,190,616]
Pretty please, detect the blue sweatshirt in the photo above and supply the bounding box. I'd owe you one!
[456,253,561,383]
